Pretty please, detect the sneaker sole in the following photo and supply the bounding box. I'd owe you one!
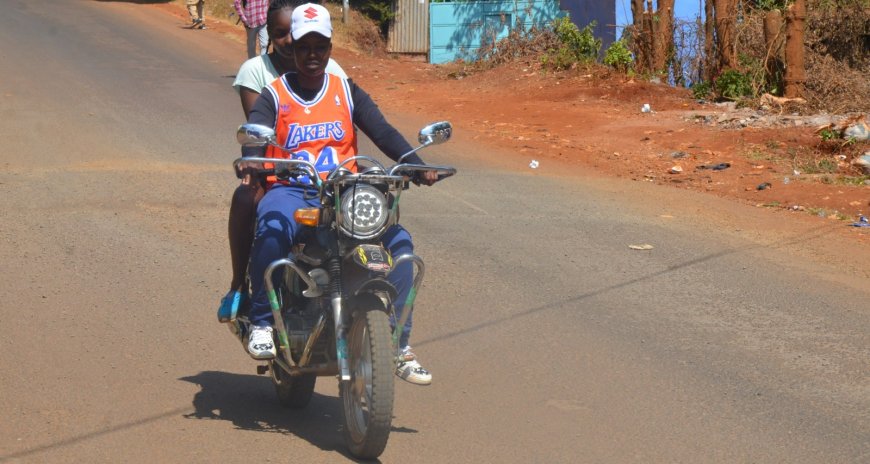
[248,350,276,360]
[396,369,432,386]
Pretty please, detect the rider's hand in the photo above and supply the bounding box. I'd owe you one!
[414,170,439,186]
[236,160,260,182]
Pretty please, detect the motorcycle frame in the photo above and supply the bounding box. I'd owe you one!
[261,239,427,381]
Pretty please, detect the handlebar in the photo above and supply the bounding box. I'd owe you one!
[390,164,457,185]
[232,157,456,188]
[233,157,319,185]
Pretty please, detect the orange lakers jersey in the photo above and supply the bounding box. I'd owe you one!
[264,73,357,184]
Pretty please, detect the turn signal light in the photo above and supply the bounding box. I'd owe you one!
[294,208,320,227]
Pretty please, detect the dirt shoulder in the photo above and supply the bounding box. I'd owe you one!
[159,1,869,252]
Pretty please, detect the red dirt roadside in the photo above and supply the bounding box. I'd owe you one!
[160,2,869,242]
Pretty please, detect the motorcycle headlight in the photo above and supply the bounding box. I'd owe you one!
[339,184,389,239]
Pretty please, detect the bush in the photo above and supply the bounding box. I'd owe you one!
[715,69,754,100]
[691,81,713,100]
[603,39,633,72]
[541,18,601,70]
[349,0,395,36]
[474,24,561,69]
[734,1,869,112]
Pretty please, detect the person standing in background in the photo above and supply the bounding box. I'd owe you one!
[186,0,206,29]
[234,0,269,58]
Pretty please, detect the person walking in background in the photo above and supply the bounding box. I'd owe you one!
[186,0,206,29]
[234,0,269,58]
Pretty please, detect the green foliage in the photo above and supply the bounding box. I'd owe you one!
[751,0,791,10]
[818,128,839,142]
[541,18,601,70]
[715,69,753,100]
[691,81,712,100]
[603,39,633,72]
[839,175,870,186]
[349,0,395,33]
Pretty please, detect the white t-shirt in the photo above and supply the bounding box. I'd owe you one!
[232,54,348,94]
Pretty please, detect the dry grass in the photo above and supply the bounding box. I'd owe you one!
[327,2,387,56]
[208,0,236,20]
[733,3,870,114]
[183,1,387,55]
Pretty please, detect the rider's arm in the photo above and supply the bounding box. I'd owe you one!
[348,80,425,165]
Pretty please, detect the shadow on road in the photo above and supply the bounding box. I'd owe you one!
[180,371,346,453]
[180,371,417,461]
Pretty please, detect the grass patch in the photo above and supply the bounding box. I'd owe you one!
[797,157,839,174]
[807,207,826,217]
[746,149,770,161]
[836,175,870,186]
[172,0,236,22]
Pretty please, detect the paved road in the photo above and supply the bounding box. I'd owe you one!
[1,2,868,462]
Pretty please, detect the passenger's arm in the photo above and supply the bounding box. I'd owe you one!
[239,88,260,120]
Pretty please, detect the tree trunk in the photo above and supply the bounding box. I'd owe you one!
[645,0,656,72]
[630,0,675,76]
[704,0,715,82]
[713,0,738,71]
[630,0,648,72]
[653,0,675,74]
[784,0,806,98]
[763,9,785,94]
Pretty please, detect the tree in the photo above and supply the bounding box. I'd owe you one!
[712,0,738,73]
[783,0,806,98]
[629,0,676,75]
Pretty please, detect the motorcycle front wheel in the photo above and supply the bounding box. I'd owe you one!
[273,365,316,409]
[341,300,395,459]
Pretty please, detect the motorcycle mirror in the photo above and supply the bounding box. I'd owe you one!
[417,121,452,146]
[237,123,276,147]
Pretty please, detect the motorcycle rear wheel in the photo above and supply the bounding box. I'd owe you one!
[341,301,395,459]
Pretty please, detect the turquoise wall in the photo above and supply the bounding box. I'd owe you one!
[429,0,565,64]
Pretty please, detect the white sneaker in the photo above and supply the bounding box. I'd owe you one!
[396,346,432,385]
[247,325,276,359]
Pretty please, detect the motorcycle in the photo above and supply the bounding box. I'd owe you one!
[225,121,455,459]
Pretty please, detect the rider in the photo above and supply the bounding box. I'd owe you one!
[220,0,348,324]
[242,3,437,385]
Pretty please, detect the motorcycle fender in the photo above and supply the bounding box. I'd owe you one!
[346,244,393,275]
[350,277,398,300]
[342,245,397,300]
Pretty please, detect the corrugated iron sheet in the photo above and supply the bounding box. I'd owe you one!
[429,0,565,64]
[388,0,429,53]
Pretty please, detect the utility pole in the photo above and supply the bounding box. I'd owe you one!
[343,0,349,23]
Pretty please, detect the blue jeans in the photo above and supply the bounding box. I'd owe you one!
[248,184,416,348]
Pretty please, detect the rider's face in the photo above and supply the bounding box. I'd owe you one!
[268,9,293,59]
[292,33,331,78]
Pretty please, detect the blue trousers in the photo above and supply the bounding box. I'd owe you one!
[249,185,416,348]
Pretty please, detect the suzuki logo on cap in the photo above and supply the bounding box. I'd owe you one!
[304,7,319,19]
